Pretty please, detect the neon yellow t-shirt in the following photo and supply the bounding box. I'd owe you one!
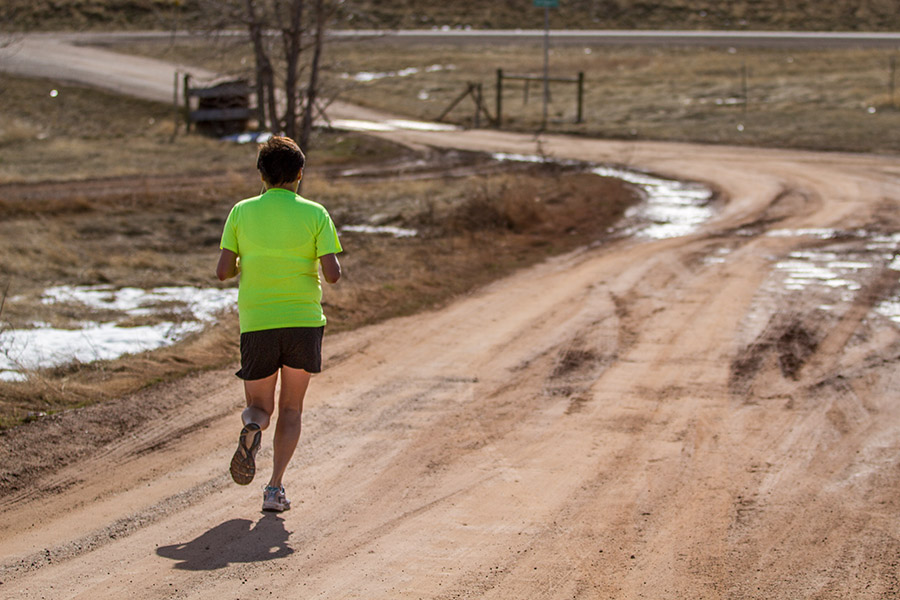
[220,188,342,333]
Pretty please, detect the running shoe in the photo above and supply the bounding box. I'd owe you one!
[230,423,261,485]
[262,485,291,512]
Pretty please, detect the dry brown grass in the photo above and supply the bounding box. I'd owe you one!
[324,168,638,329]
[0,71,420,428]
[332,42,900,153]
[334,0,900,31]
[0,73,253,183]
[0,73,404,184]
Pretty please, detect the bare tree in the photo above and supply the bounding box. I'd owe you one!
[280,0,304,140]
[0,3,21,52]
[196,0,337,145]
[299,0,327,151]
[243,0,279,131]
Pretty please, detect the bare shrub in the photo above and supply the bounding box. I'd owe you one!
[448,192,514,232]
[445,179,549,234]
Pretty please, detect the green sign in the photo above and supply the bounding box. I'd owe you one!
[534,0,558,7]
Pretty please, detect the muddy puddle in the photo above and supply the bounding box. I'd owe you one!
[768,230,900,308]
[740,228,900,347]
[0,151,716,380]
[492,153,716,240]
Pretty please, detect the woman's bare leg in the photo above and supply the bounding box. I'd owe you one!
[268,366,311,488]
[242,372,278,432]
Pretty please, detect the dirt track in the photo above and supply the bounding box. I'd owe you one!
[3,39,900,599]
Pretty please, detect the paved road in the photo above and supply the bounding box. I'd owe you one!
[0,33,217,104]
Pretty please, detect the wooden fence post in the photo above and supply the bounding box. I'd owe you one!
[183,73,192,133]
[576,71,584,123]
[171,70,180,141]
[741,62,749,116]
[496,69,503,129]
[474,83,482,128]
[890,56,897,107]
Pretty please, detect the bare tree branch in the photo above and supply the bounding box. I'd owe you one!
[193,0,337,148]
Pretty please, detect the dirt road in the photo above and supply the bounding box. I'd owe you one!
[3,38,900,599]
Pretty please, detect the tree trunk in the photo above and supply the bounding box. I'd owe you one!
[245,0,276,131]
[281,0,304,140]
[300,0,325,154]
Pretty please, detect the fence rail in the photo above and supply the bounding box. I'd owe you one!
[496,68,584,127]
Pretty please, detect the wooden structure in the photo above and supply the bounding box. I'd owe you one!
[182,75,254,136]
[495,69,584,128]
[436,82,495,127]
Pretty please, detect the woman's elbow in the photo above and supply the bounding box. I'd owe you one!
[325,267,341,284]
[322,258,341,284]
[215,263,234,281]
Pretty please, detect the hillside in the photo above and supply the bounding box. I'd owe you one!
[3,0,899,32]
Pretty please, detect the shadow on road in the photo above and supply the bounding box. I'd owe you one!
[156,514,293,570]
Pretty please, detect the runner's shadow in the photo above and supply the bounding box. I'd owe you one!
[156,513,293,570]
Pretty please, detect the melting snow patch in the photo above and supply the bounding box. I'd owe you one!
[342,224,418,238]
[766,228,842,239]
[341,64,455,83]
[758,231,900,325]
[221,131,273,144]
[0,285,237,381]
[331,119,458,133]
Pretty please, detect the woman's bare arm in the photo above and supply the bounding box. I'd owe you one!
[320,253,341,284]
[216,248,240,281]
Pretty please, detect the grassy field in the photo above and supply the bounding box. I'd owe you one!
[120,37,900,154]
[333,0,900,31]
[335,42,900,153]
[0,73,407,184]
[4,0,900,32]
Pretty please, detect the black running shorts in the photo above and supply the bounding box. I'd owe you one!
[236,326,324,380]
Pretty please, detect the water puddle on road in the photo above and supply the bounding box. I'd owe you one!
[492,153,716,240]
[753,229,900,326]
[590,165,715,240]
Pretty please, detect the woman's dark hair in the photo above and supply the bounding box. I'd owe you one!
[257,136,306,185]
